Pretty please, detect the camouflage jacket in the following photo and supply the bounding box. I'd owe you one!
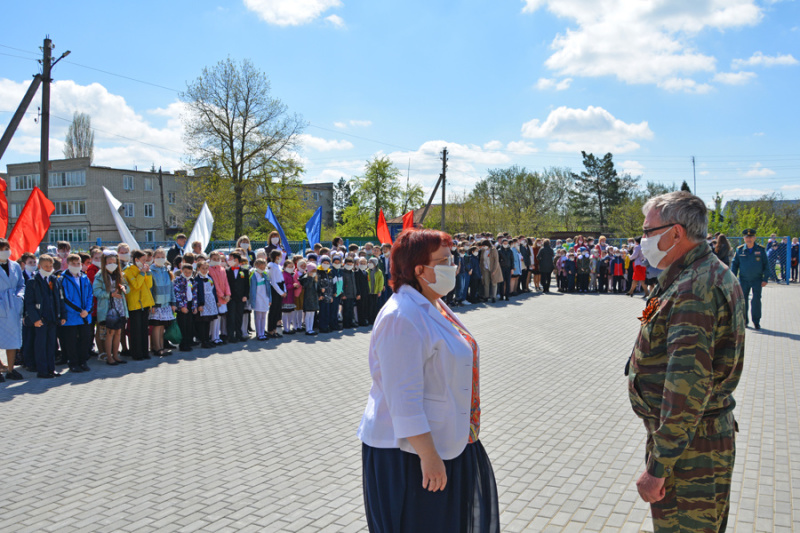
[627,243,745,478]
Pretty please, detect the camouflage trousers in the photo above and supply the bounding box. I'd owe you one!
[644,412,737,533]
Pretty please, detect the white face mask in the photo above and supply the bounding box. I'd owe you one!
[183,272,193,279]
[68,265,82,276]
[154,257,166,267]
[333,262,341,269]
[271,237,279,245]
[321,263,330,269]
[472,251,479,257]
[285,267,295,274]
[502,243,509,248]
[256,268,265,275]
[92,260,101,268]
[105,263,118,273]
[40,268,54,278]
[0,250,10,261]
[421,264,457,297]
[641,226,677,267]
[344,264,353,271]
[136,261,145,270]
[368,263,375,270]
[118,252,130,261]
[207,260,219,267]
[358,264,367,271]
[25,264,37,273]
[228,260,237,268]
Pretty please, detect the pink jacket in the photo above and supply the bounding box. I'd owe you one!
[209,265,231,306]
[282,271,297,305]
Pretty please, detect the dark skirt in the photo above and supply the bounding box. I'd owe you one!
[362,441,499,533]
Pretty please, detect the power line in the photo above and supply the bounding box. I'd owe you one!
[0,43,39,56]
[0,51,39,62]
[61,60,181,93]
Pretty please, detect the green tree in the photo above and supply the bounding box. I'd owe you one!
[351,156,402,226]
[182,57,305,238]
[63,111,94,163]
[333,177,353,226]
[729,206,778,236]
[607,181,676,237]
[401,181,425,213]
[568,152,638,232]
[336,202,375,237]
[708,193,733,235]
[680,180,692,193]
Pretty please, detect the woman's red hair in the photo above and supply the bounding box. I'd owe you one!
[390,229,452,293]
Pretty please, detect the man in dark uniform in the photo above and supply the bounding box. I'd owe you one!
[166,234,187,265]
[730,228,769,330]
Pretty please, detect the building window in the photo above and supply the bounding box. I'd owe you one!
[168,192,176,204]
[53,200,87,216]
[144,230,156,242]
[144,203,155,218]
[10,174,40,191]
[48,227,88,242]
[144,177,154,191]
[169,215,178,228]
[10,203,24,218]
[123,203,135,217]
[49,170,86,188]
[123,175,135,191]
[303,191,309,201]
[313,191,320,202]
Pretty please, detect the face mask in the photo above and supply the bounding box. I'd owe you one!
[118,253,131,262]
[344,264,353,270]
[0,250,10,261]
[640,226,677,267]
[25,264,36,273]
[421,264,457,296]
[271,237,279,245]
[136,261,145,270]
[359,265,367,271]
[228,260,237,268]
[472,251,478,257]
[57,251,69,259]
[40,268,54,278]
[91,260,101,268]
[241,242,250,250]
[68,265,82,276]
[208,260,220,267]
[105,263,118,273]
[285,267,295,274]
[182,272,193,279]
[154,257,166,267]
[365,249,373,255]
[502,243,509,248]
[333,262,341,269]
[368,263,375,269]
[451,247,456,252]
[321,263,330,269]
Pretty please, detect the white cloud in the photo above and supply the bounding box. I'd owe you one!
[721,187,774,198]
[483,140,503,150]
[534,77,572,90]
[620,160,645,175]
[753,132,765,136]
[732,52,799,69]
[325,14,345,28]
[520,105,653,153]
[298,133,353,151]
[523,0,763,92]
[744,162,775,177]
[506,141,538,154]
[781,184,800,191]
[713,71,757,84]
[333,119,372,129]
[333,122,347,129]
[243,0,342,26]
[0,78,186,171]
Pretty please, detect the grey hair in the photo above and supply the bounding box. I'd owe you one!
[642,191,708,242]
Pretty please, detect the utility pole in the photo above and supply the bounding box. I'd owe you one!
[39,37,52,254]
[692,156,696,194]
[440,147,448,231]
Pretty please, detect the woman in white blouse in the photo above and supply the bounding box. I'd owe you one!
[358,228,499,532]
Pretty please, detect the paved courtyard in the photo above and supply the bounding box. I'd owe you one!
[2,283,798,532]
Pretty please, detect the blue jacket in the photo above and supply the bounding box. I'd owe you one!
[466,254,482,281]
[24,274,67,326]
[150,265,175,307]
[563,259,576,275]
[249,270,271,305]
[92,274,130,322]
[59,272,93,326]
[511,248,522,273]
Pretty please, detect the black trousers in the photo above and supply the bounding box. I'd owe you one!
[177,311,194,349]
[34,323,58,376]
[540,270,552,293]
[268,288,282,332]
[61,323,92,368]
[468,278,481,301]
[500,268,512,298]
[129,308,150,359]
[342,297,356,327]
[577,273,589,292]
[612,275,623,293]
[228,298,245,338]
[367,294,378,324]
[196,320,211,344]
[22,324,36,369]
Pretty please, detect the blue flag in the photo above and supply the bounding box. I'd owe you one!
[305,207,322,249]
[265,205,290,252]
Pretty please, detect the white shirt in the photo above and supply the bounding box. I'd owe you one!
[357,285,475,460]
[267,261,285,296]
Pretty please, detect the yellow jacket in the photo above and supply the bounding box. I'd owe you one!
[123,264,155,311]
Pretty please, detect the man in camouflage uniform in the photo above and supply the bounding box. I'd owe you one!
[627,192,745,532]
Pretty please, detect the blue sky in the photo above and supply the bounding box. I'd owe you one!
[1,0,798,207]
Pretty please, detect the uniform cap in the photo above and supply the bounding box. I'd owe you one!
[742,228,756,236]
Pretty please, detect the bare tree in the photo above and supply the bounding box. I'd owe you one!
[181,57,305,237]
[63,111,94,162]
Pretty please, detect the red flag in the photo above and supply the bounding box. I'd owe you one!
[8,187,55,261]
[376,209,392,245]
[402,210,414,231]
[0,177,7,238]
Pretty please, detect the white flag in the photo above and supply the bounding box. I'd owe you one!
[102,187,140,250]
[187,202,214,253]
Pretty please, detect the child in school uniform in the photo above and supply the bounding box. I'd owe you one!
[589,250,599,292]
[249,258,271,341]
[316,256,334,333]
[281,259,298,335]
[341,257,357,329]
[556,249,567,292]
[226,252,250,343]
[194,260,219,349]
[24,255,67,378]
[598,250,610,294]
[355,257,370,326]
[612,249,625,293]
[564,252,577,293]
[237,250,253,340]
[293,258,306,332]
[207,252,230,344]
[366,257,383,324]
[174,264,198,352]
[300,262,320,336]
[58,253,94,373]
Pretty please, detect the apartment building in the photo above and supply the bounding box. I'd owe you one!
[300,182,334,227]
[5,157,189,244]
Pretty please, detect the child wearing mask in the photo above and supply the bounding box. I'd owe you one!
[58,254,94,373]
[598,250,610,294]
[316,256,334,333]
[576,247,590,293]
[329,254,344,331]
[564,252,577,293]
[24,255,67,378]
[612,249,625,293]
[341,257,358,329]
[466,246,482,303]
[174,264,198,352]
[556,249,567,292]
[281,258,299,335]
[293,258,306,332]
[226,252,250,343]
[249,258,271,341]
[267,249,285,339]
[300,262,320,335]
[18,252,38,372]
[589,250,599,292]
[149,248,175,357]
[93,251,128,365]
[355,257,370,326]
[366,257,384,324]
[194,260,219,348]
[208,252,231,344]
[124,250,154,360]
